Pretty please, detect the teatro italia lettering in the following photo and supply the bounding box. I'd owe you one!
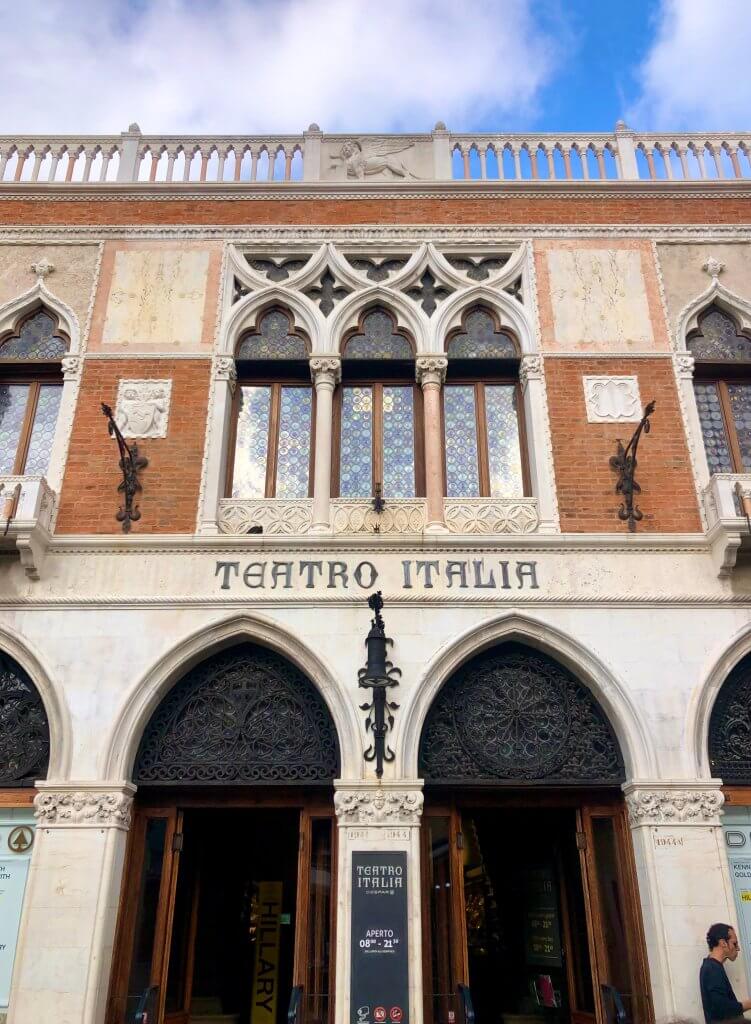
[214,557,540,592]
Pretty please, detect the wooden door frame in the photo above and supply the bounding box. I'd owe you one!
[420,789,653,1024]
[106,789,336,1024]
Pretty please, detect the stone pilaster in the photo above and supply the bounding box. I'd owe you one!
[198,356,237,535]
[8,783,135,1024]
[623,781,740,1021]
[416,356,448,533]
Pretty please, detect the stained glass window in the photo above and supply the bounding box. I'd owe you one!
[446,307,518,359]
[343,308,412,359]
[0,382,62,476]
[694,383,734,473]
[236,308,308,360]
[688,306,751,361]
[340,387,373,497]
[0,309,68,359]
[444,383,524,498]
[339,384,416,498]
[382,387,415,497]
[231,384,312,499]
[444,386,480,497]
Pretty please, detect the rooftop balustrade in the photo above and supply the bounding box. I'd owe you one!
[2,121,750,186]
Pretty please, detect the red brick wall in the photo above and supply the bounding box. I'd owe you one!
[56,359,210,534]
[545,358,701,533]
[3,193,751,226]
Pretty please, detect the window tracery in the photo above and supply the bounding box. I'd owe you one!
[0,650,50,787]
[709,654,751,783]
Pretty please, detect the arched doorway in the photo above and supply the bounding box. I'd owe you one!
[418,643,650,1024]
[108,643,340,1024]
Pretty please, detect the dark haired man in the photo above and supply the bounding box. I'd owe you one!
[700,923,751,1023]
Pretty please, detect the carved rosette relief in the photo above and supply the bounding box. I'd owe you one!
[218,498,313,535]
[583,376,642,423]
[444,497,540,535]
[34,790,133,829]
[334,788,424,826]
[114,379,172,438]
[625,787,724,827]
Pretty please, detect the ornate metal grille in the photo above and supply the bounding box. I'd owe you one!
[419,643,624,785]
[0,652,50,787]
[709,656,751,783]
[134,643,340,785]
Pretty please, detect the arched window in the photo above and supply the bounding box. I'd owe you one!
[336,306,421,499]
[709,653,751,782]
[0,650,50,786]
[228,307,313,499]
[689,305,751,474]
[443,306,526,498]
[0,307,68,477]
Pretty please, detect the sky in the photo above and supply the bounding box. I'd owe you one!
[1,0,749,135]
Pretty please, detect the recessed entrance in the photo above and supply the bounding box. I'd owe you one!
[108,798,335,1024]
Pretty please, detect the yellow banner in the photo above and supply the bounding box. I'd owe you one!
[251,881,283,1024]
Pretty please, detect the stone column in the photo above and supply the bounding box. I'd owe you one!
[197,356,237,535]
[624,781,742,1021]
[519,355,558,532]
[8,783,134,1024]
[334,783,424,1024]
[310,358,340,534]
[416,357,448,534]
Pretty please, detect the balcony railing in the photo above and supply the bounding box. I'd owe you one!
[0,475,56,580]
[2,122,751,186]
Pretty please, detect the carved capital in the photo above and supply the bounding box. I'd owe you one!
[519,355,542,388]
[34,789,134,829]
[334,787,424,826]
[309,357,341,385]
[61,355,81,379]
[624,785,724,827]
[675,354,696,379]
[415,356,447,386]
[213,356,238,394]
[30,257,55,281]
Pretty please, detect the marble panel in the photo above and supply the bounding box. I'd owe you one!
[0,244,99,334]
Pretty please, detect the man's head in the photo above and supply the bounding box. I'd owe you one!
[707,923,741,961]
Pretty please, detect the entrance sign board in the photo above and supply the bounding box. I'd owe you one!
[723,813,751,990]
[251,881,283,1024]
[351,852,409,1024]
[0,813,34,1012]
[524,866,563,967]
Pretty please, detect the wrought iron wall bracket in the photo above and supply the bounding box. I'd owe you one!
[102,403,148,533]
[609,400,655,532]
[358,592,401,777]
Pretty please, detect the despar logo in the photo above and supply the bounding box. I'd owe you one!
[357,1008,370,1024]
[390,1008,403,1022]
[374,1008,387,1022]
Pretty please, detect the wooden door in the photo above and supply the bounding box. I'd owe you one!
[295,810,337,1024]
[107,806,185,1024]
[577,806,652,1024]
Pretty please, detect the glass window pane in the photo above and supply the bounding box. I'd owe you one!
[0,385,30,474]
[485,386,523,497]
[382,386,415,497]
[694,382,734,473]
[444,386,479,497]
[0,310,67,359]
[340,386,372,497]
[24,385,62,475]
[236,309,307,359]
[728,383,751,471]
[344,308,412,359]
[447,308,517,359]
[232,386,271,498]
[276,387,312,498]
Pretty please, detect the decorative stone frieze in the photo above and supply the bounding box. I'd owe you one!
[624,784,724,827]
[583,375,642,422]
[331,498,425,535]
[218,498,313,535]
[334,788,424,826]
[444,497,539,535]
[114,379,172,439]
[34,789,134,829]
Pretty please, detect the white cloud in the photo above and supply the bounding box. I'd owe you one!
[629,0,751,129]
[0,0,559,134]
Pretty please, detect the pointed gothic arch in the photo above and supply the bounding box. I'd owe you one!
[0,647,51,787]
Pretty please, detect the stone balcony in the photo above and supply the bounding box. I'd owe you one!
[703,474,751,576]
[0,476,56,579]
[2,122,751,187]
[217,497,540,537]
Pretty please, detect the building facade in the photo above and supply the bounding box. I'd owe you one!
[1,123,751,1024]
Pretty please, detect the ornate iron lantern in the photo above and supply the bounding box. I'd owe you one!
[358,592,401,777]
